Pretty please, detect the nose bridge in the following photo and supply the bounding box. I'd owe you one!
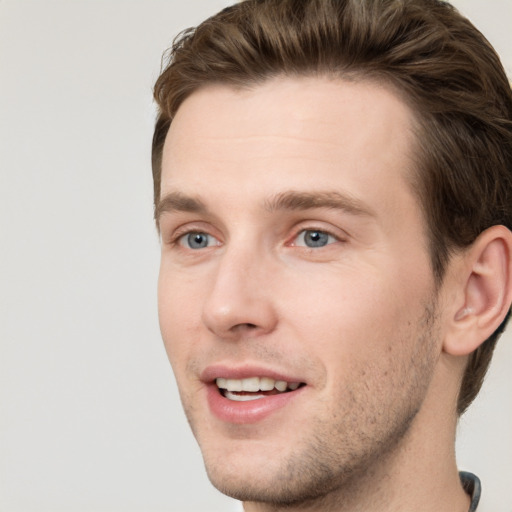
[201,237,277,338]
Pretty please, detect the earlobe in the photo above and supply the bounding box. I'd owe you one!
[444,225,512,357]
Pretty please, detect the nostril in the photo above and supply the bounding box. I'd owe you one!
[231,322,258,333]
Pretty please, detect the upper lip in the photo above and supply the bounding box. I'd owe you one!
[200,364,305,384]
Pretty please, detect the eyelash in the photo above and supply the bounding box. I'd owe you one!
[166,224,344,251]
[291,228,339,248]
[165,224,219,247]
[171,227,342,251]
[177,231,220,249]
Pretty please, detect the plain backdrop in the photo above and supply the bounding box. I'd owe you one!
[1,1,511,511]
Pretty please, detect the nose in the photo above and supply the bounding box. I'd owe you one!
[201,245,278,340]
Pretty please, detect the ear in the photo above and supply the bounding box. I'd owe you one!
[443,225,512,356]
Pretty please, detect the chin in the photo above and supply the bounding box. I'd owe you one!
[195,391,426,507]
[198,431,370,506]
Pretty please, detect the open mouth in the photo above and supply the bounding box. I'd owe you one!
[216,376,305,402]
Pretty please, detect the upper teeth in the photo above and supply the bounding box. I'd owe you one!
[216,377,300,392]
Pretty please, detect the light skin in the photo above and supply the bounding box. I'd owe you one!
[157,76,512,511]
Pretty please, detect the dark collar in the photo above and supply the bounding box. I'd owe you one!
[460,472,481,512]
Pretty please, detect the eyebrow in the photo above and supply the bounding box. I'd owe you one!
[155,192,209,222]
[264,190,375,217]
[155,189,375,225]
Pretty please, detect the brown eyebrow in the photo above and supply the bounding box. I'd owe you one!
[155,192,209,223]
[155,189,375,230]
[264,190,375,217]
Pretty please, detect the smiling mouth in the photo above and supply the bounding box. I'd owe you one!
[216,376,305,402]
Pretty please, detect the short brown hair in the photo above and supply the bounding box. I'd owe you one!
[152,0,512,415]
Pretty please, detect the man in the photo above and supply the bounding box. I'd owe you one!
[151,1,512,510]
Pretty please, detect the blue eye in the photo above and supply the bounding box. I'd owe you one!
[180,232,218,249]
[295,229,336,248]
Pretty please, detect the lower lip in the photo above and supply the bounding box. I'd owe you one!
[206,384,305,424]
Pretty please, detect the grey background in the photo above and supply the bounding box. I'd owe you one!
[1,1,510,510]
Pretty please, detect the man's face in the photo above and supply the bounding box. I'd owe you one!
[157,77,442,505]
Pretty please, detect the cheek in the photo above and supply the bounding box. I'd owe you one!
[157,268,203,367]
[282,265,390,327]
[281,263,428,364]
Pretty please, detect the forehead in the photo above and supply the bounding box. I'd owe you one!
[160,76,417,214]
